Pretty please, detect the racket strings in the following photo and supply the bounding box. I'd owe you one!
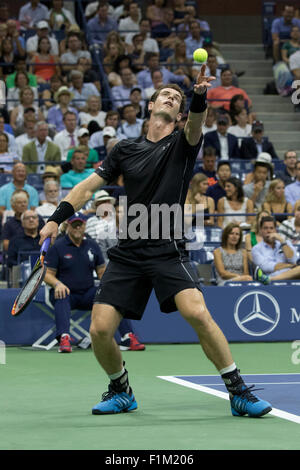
[15,268,44,308]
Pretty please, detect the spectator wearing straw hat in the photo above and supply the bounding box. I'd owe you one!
[47,86,79,133]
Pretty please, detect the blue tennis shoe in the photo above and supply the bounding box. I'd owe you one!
[230,385,272,417]
[92,385,138,415]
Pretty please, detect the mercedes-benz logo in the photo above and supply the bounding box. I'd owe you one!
[234,290,280,337]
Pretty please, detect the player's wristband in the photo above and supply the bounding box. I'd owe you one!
[189,90,207,113]
[48,201,75,226]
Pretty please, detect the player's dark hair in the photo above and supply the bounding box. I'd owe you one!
[150,84,186,114]
[217,160,231,171]
[221,67,232,75]
[203,146,216,157]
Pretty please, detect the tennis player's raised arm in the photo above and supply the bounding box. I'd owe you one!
[184,64,215,146]
[39,172,106,246]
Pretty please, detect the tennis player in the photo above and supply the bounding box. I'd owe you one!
[40,65,272,417]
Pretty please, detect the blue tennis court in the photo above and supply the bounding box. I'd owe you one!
[159,373,300,424]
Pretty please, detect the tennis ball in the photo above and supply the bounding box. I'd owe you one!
[193,48,208,63]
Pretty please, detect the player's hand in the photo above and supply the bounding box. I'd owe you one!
[39,221,59,247]
[54,282,70,299]
[194,64,216,95]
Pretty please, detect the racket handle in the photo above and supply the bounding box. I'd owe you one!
[41,237,51,254]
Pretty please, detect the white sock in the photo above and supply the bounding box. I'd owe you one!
[219,363,237,376]
[109,368,125,381]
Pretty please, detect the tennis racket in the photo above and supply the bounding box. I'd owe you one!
[11,238,51,316]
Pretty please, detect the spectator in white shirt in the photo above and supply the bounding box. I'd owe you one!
[228,108,252,147]
[125,17,159,53]
[89,110,124,147]
[89,125,117,149]
[47,0,77,31]
[79,95,107,130]
[26,21,59,58]
[114,0,141,21]
[36,179,60,222]
[15,119,36,157]
[252,216,300,281]
[118,2,140,40]
[53,111,79,160]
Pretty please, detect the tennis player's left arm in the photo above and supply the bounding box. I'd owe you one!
[184,64,215,146]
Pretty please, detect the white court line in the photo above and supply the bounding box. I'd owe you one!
[192,382,300,386]
[158,375,300,425]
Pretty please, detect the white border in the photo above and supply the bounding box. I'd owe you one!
[158,375,300,425]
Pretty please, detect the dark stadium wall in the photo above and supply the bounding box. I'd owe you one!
[197,0,262,15]
[196,0,263,43]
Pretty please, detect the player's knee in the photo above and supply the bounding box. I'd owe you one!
[90,318,112,340]
[182,302,212,328]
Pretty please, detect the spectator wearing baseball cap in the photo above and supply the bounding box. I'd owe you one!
[243,153,274,210]
[25,20,59,59]
[240,121,278,160]
[89,125,119,155]
[66,128,99,169]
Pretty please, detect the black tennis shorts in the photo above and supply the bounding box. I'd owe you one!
[94,240,202,320]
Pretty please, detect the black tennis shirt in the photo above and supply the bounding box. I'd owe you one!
[95,129,203,247]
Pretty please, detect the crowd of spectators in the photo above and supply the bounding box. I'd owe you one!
[0,0,299,290]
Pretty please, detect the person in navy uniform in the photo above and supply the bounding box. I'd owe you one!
[44,212,145,352]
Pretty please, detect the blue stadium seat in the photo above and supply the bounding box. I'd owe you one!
[23,29,36,41]
[0,174,13,185]
[26,174,44,190]
[230,160,253,173]
[94,146,107,160]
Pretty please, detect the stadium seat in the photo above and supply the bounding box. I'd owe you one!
[0,174,13,185]
[26,174,44,190]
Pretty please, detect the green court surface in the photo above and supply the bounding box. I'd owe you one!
[1,343,299,450]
